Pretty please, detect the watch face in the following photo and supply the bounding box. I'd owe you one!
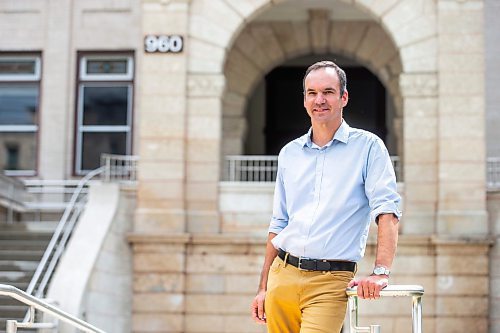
[373,266,388,275]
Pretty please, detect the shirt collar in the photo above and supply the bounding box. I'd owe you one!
[302,120,350,148]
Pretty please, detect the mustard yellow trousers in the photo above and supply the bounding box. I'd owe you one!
[266,256,354,333]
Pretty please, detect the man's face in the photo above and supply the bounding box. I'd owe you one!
[303,67,348,126]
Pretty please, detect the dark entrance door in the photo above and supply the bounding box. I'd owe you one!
[264,66,386,155]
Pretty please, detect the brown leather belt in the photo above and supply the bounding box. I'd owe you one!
[278,248,356,272]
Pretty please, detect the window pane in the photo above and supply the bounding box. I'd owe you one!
[86,59,128,75]
[0,85,38,125]
[0,59,36,75]
[83,86,129,126]
[81,132,127,170]
[0,132,36,171]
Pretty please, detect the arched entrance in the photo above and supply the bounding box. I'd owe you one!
[244,54,393,156]
[221,12,404,161]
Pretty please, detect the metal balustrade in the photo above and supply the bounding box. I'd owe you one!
[224,155,279,182]
[223,155,403,182]
[0,284,105,332]
[101,153,139,184]
[346,285,424,333]
[25,167,105,300]
[487,157,500,191]
[0,174,29,223]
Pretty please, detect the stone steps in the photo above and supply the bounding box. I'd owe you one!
[0,222,56,330]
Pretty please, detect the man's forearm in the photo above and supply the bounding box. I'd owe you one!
[257,233,278,292]
[375,213,399,270]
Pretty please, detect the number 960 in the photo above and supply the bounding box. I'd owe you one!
[144,35,183,53]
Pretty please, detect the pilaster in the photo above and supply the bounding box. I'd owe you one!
[400,73,439,234]
[38,0,73,179]
[437,0,487,235]
[135,0,190,234]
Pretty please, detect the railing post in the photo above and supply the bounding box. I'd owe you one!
[7,183,14,224]
[346,285,424,333]
[6,320,18,333]
[412,295,423,333]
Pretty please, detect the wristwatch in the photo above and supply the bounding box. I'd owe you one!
[372,266,390,277]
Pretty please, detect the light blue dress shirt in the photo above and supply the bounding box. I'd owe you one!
[269,121,402,262]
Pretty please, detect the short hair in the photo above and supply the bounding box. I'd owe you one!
[303,61,347,97]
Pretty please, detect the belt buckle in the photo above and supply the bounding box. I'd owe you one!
[298,256,313,271]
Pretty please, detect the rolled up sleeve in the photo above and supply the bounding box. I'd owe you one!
[268,154,289,234]
[364,138,402,223]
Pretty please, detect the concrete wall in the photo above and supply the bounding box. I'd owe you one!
[83,186,135,332]
[46,183,135,333]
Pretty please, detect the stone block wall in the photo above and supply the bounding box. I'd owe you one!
[129,234,491,333]
[488,191,500,332]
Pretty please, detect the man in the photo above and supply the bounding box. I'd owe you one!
[250,60,401,333]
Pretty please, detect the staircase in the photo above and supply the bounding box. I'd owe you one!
[0,222,57,331]
[0,155,138,331]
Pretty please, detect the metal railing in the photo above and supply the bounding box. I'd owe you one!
[223,155,402,182]
[22,179,89,216]
[487,157,500,191]
[0,174,30,223]
[25,167,104,300]
[390,156,401,182]
[23,155,138,316]
[101,153,138,184]
[224,155,279,182]
[346,285,424,333]
[0,284,105,332]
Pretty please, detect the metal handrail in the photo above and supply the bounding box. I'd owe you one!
[346,285,424,333]
[0,284,105,332]
[25,167,105,298]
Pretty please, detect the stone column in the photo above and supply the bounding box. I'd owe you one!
[436,0,487,235]
[39,0,73,179]
[133,2,190,332]
[185,0,247,233]
[185,74,225,233]
[400,73,439,235]
[135,0,190,234]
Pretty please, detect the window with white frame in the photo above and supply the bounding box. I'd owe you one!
[76,54,134,174]
[0,55,41,176]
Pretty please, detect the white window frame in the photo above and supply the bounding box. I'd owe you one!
[79,55,134,81]
[0,55,41,176]
[0,56,41,81]
[75,54,134,174]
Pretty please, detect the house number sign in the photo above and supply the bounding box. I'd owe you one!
[144,35,184,53]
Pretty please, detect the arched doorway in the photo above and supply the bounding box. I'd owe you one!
[244,54,394,156]
[221,14,404,162]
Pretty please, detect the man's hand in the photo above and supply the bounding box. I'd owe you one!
[348,275,388,299]
[251,290,267,324]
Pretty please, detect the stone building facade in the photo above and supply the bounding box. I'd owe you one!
[1,0,500,332]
